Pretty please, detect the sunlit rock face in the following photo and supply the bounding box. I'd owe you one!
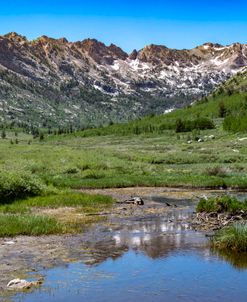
[0,33,246,126]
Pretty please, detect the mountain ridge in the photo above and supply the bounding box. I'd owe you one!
[0,32,246,128]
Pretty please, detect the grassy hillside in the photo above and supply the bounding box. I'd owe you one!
[59,68,245,138]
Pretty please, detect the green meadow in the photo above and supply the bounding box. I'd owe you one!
[0,70,247,236]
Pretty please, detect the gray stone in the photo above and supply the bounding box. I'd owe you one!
[7,278,42,290]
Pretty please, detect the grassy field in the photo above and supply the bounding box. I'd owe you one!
[1,70,247,236]
[2,121,247,193]
[2,124,247,236]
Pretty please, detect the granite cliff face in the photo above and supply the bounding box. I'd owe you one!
[0,32,246,127]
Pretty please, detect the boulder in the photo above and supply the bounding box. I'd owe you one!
[123,196,144,205]
[7,278,42,290]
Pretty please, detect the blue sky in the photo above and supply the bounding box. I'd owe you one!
[0,0,246,52]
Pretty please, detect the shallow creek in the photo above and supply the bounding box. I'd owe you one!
[1,188,247,302]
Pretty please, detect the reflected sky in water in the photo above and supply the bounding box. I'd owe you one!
[12,197,247,302]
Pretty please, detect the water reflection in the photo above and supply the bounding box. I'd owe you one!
[9,195,247,302]
[83,206,206,262]
[214,249,247,270]
[82,197,247,269]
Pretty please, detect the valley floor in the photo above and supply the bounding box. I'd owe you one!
[1,123,247,237]
[1,125,247,191]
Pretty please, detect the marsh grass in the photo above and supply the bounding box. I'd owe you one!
[22,191,113,209]
[196,196,247,213]
[212,223,247,252]
[0,191,114,236]
[0,214,63,237]
[0,191,113,214]
[206,166,229,177]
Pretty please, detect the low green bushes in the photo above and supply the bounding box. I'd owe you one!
[206,166,228,177]
[223,113,247,132]
[0,171,46,203]
[175,117,215,133]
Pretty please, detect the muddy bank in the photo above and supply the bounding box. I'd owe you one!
[81,187,226,201]
[191,211,247,232]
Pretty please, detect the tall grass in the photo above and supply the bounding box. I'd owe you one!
[0,191,114,236]
[0,214,63,237]
[212,223,247,252]
[196,196,247,213]
[0,191,114,213]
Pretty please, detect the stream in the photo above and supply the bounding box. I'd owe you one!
[3,190,247,302]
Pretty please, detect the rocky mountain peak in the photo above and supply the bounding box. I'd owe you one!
[58,37,69,44]
[4,32,27,42]
[137,44,171,64]
[108,43,128,60]
[35,35,58,44]
[202,42,223,48]
[77,38,127,65]
[129,49,138,60]
[0,33,246,128]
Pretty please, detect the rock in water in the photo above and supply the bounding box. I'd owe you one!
[125,196,144,205]
[7,278,42,290]
[132,197,144,205]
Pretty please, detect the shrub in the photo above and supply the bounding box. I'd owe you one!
[64,167,80,174]
[175,117,215,133]
[1,129,6,139]
[223,114,247,132]
[0,171,46,203]
[218,101,227,118]
[206,166,228,177]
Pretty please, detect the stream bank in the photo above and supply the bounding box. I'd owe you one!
[1,187,247,302]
